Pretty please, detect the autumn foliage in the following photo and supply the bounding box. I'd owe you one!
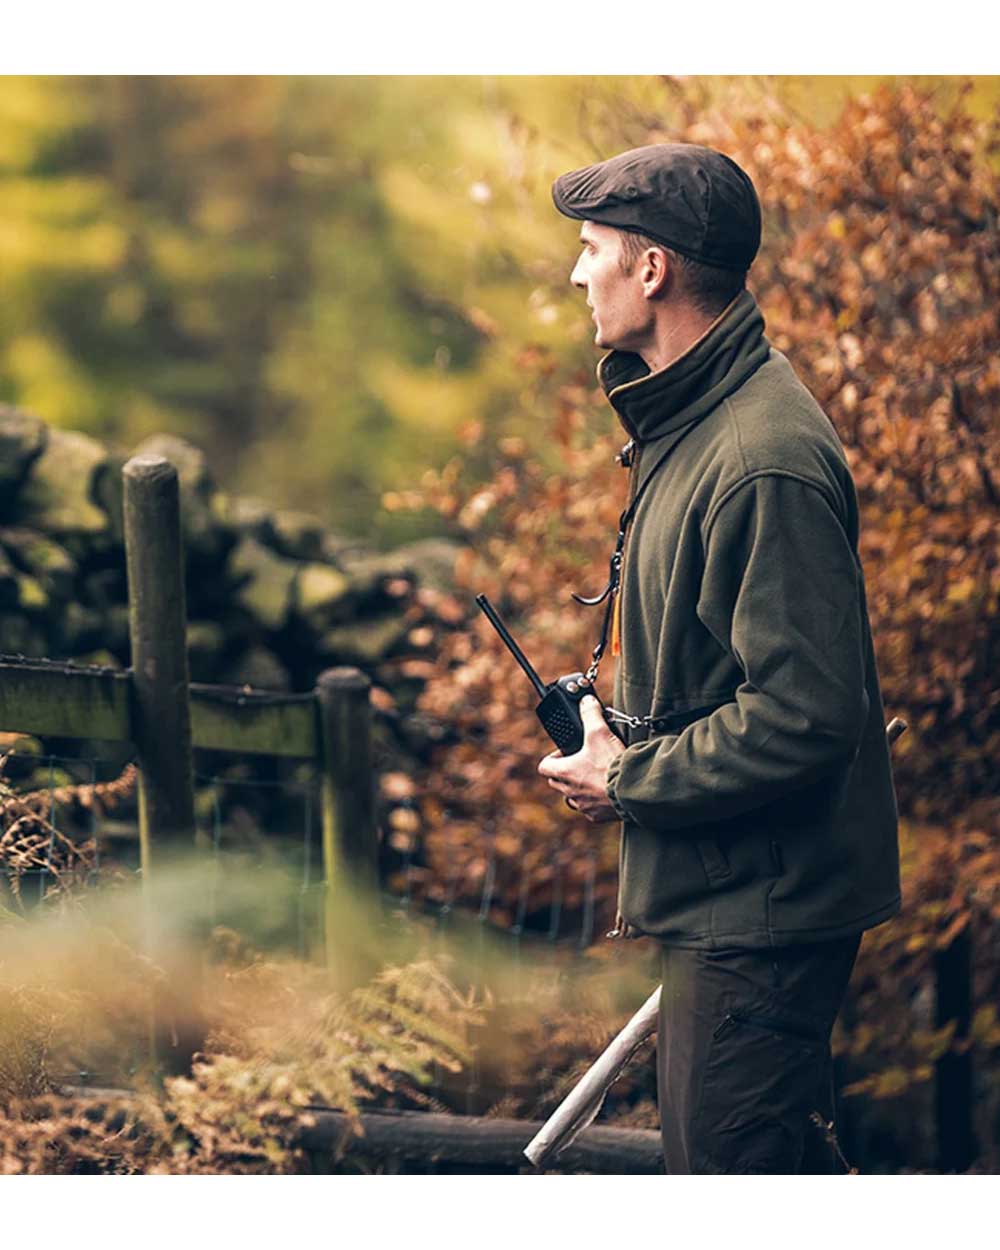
[399,82,1000,1162]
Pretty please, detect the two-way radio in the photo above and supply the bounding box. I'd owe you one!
[475,594,600,755]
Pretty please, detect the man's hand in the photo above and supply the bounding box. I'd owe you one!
[538,695,626,823]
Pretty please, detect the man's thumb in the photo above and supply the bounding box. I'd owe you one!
[580,695,607,731]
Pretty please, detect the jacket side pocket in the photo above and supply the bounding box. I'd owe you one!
[695,837,732,886]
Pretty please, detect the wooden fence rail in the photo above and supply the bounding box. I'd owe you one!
[0,453,378,967]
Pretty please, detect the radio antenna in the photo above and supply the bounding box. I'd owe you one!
[476,594,548,699]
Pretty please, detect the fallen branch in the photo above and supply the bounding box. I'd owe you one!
[301,1106,662,1173]
[58,1087,662,1173]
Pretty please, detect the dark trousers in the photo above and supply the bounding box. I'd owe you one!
[657,935,861,1174]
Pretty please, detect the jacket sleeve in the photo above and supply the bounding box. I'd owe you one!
[605,472,869,831]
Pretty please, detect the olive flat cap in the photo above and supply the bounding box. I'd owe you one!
[552,142,761,272]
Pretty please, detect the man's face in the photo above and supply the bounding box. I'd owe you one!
[569,221,654,353]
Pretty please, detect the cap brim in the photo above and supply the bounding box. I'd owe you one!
[551,174,587,222]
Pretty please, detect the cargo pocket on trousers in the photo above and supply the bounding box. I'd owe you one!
[690,1010,825,1174]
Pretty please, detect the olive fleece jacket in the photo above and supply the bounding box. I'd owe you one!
[601,290,901,948]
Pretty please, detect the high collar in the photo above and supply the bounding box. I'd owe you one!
[597,290,770,446]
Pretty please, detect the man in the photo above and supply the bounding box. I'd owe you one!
[537,143,901,1174]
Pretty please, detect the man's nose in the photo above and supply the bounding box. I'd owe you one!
[570,257,587,289]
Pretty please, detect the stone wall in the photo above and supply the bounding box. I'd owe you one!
[0,405,465,764]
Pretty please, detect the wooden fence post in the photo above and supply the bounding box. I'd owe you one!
[934,925,976,1172]
[123,454,201,1072]
[316,666,378,968]
[123,454,197,869]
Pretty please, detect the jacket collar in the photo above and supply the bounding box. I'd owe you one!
[597,290,770,447]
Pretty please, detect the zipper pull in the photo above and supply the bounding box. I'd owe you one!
[616,439,636,467]
[712,1013,738,1040]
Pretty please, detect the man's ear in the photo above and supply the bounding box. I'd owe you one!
[641,246,671,299]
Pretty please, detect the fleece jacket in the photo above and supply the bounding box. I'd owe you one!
[601,290,901,949]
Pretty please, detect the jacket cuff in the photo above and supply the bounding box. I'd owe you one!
[605,753,630,821]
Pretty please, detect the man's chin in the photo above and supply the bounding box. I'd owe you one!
[593,322,627,351]
[594,328,638,354]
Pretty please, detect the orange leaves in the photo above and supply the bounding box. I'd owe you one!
[745,83,1000,821]
[945,576,979,605]
[381,772,417,801]
[390,82,1000,981]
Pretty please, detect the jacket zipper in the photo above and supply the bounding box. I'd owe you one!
[609,440,642,941]
[618,441,642,687]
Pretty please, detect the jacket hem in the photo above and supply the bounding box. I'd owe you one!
[640,894,902,950]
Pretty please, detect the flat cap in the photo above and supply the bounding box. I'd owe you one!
[552,142,761,272]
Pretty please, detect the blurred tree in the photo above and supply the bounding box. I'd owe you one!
[1,75,997,547]
[0,77,305,451]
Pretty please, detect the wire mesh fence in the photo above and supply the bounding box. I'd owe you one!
[0,751,104,909]
[1,746,616,965]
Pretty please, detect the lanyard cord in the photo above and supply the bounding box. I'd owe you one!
[574,434,687,686]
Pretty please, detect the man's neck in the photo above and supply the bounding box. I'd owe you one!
[637,303,717,375]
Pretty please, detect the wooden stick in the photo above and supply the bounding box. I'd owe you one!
[886,716,907,747]
[523,986,661,1168]
[525,716,909,1169]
